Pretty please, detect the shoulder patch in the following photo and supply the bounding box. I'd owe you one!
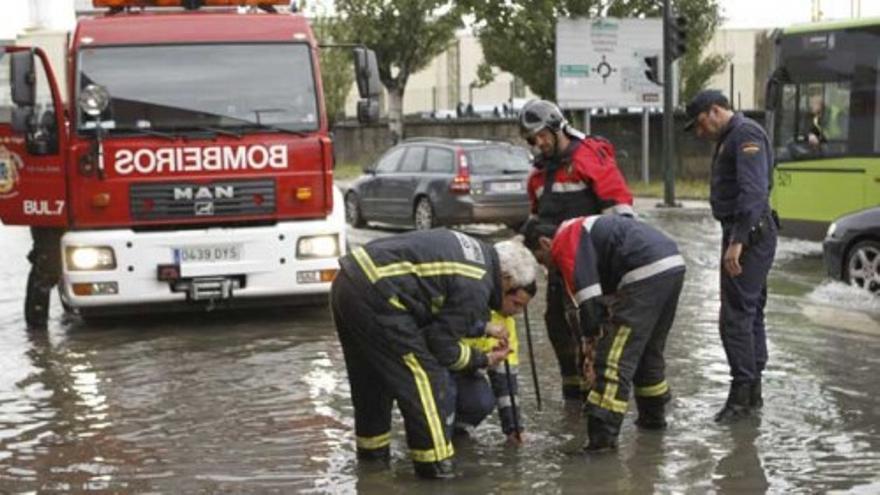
[740,142,761,155]
[452,231,485,265]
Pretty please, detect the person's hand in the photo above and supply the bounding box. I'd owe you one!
[723,242,743,277]
[506,431,524,446]
[484,322,509,345]
[487,341,511,368]
[581,336,598,388]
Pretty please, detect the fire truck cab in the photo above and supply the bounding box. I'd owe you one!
[0,0,381,315]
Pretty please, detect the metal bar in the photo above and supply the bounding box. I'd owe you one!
[523,304,542,411]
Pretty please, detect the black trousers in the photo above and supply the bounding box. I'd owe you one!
[330,269,454,465]
[720,221,777,385]
[545,269,584,397]
[25,227,64,327]
[586,270,684,426]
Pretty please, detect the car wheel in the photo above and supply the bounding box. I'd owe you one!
[844,239,880,295]
[414,197,434,231]
[345,192,365,228]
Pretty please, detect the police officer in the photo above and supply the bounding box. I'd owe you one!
[24,227,64,329]
[330,230,537,479]
[522,215,685,451]
[684,90,778,423]
[519,100,634,401]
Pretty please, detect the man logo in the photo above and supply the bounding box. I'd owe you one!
[174,185,234,201]
[194,201,215,216]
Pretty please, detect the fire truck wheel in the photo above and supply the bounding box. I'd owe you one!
[345,192,366,228]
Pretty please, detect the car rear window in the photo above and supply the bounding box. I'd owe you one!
[466,146,531,175]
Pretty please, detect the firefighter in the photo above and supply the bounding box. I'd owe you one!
[519,99,634,401]
[684,90,778,423]
[449,282,535,445]
[24,227,64,329]
[522,215,686,451]
[330,230,537,479]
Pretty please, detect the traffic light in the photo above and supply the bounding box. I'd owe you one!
[666,15,688,60]
[644,56,661,85]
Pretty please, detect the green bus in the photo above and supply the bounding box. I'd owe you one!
[766,18,880,240]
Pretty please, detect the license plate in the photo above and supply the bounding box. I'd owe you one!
[489,181,523,192]
[175,244,242,264]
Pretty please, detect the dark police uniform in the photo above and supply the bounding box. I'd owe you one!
[526,129,633,400]
[550,215,685,448]
[710,112,777,414]
[25,227,64,328]
[331,229,502,477]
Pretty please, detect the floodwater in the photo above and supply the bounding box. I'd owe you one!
[1,202,879,494]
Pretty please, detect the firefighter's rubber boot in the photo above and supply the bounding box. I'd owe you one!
[635,398,668,430]
[413,459,456,480]
[24,271,50,329]
[750,380,763,409]
[356,446,390,463]
[584,415,620,452]
[714,382,752,423]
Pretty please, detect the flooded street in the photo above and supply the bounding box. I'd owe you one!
[1,201,879,494]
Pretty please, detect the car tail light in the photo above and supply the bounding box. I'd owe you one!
[449,149,470,194]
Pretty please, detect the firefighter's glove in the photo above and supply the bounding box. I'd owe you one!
[581,336,598,389]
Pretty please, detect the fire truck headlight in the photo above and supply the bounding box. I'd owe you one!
[66,246,117,271]
[297,234,339,259]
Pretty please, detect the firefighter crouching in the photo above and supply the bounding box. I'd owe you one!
[522,215,686,451]
[330,229,537,479]
[520,99,634,402]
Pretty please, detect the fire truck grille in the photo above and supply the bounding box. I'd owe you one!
[130,180,276,221]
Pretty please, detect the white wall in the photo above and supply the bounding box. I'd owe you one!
[703,28,762,110]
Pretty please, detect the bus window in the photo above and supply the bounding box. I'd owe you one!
[776,81,851,159]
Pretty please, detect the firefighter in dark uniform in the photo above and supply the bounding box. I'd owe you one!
[330,230,537,479]
[24,227,64,329]
[522,215,686,450]
[684,90,778,423]
[519,99,634,401]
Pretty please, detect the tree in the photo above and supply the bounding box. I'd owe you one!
[464,0,727,105]
[310,15,356,126]
[336,0,464,139]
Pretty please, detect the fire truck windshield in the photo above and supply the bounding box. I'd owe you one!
[76,43,320,135]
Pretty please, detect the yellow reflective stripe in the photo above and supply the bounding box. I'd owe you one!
[356,432,391,450]
[635,380,669,398]
[588,326,632,414]
[377,261,485,280]
[352,247,379,283]
[563,375,585,386]
[449,342,471,371]
[388,296,406,311]
[403,353,450,463]
[410,443,455,463]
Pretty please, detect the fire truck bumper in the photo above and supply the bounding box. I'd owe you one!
[59,217,346,313]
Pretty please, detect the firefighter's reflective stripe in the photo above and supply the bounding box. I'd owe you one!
[410,443,455,463]
[352,247,485,283]
[635,380,669,398]
[618,254,685,288]
[388,296,406,310]
[581,215,601,232]
[535,182,589,197]
[356,432,391,450]
[497,395,512,408]
[602,203,636,216]
[563,375,584,386]
[587,326,631,414]
[403,353,452,462]
[574,283,602,304]
[449,343,471,371]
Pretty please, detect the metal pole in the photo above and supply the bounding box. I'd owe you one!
[522,305,542,411]
[642,107,650,183]
[583,109,591,135]
[662,0,676,206]
[503,359,520,437]
[730,63,735,110]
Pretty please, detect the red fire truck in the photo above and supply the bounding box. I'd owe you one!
[0,0,380,316]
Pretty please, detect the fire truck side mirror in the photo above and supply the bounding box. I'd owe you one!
[353,47,381,99]
[11,51,36,108]
[357,98,380,124]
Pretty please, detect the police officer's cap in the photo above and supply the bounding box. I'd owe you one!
[683,90,730,131]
